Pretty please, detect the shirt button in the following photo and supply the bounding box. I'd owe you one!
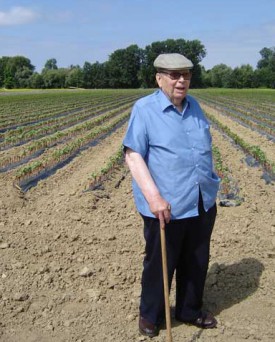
[194,203,197,206]
[186,131,190,135]
[195,182,199,185]
[196,164,199,167]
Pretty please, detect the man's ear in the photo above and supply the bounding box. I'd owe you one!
[155,73,162,88]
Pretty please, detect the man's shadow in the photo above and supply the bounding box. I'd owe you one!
[166,257,263,340]
[203,257,264,315]
[170,257,264,318]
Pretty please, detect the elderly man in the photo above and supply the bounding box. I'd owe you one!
[123,53,220,338]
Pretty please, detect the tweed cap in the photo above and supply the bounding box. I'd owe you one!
[153,53,193,70]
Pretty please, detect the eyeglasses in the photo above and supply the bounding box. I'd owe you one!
[161,70,192,81]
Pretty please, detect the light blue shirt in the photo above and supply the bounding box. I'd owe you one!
[123,89,220,219]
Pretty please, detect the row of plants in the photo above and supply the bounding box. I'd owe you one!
[86,143,242,205]
[0,105,131,170]
[0,92,140,130]
[88,145,125,190]
[196,94,275,123]
[87,141,236,199]
[191,90,275,121]
[0,97,136,148]
[199,99,275,139]
[212,145,231,194]
[190,89,275,114]
[0,89,129,116]
[0,92,102,121]
[212,144,243,206]
[13,110,130,188]
[202,95,274,117]
[205,110,275,175]
[1,89,153,190]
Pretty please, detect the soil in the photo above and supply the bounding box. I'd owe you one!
[0,117,275,342]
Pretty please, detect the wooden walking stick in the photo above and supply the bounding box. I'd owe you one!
[160,220,173,342]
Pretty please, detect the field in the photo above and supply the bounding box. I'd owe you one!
[0,88,274,342]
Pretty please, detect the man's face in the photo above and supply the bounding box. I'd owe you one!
[155,69,192,106]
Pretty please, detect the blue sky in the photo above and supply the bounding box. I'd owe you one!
[0,0,274,72]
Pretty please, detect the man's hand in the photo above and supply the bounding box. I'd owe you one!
[148,193,171,226]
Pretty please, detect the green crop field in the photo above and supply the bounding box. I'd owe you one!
[0,89,151,190]
[0,88,274,192]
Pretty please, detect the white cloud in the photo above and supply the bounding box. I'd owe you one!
[0,6,39,26]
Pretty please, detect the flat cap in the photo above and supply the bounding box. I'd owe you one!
[153,53,193,70]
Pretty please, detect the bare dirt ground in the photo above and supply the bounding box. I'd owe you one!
[0,121,275,342]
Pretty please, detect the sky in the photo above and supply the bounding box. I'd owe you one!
[0,0,275,72]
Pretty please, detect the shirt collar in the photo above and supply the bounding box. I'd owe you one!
[157,89,190,113]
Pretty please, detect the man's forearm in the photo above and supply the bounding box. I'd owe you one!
[125,148,171,223]
[124,148,160,203]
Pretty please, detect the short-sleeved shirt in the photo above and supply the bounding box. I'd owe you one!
[123,89,220,219]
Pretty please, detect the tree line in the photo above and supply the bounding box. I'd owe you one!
[0,39,274,89]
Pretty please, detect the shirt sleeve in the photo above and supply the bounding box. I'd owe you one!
[122,103,148,158]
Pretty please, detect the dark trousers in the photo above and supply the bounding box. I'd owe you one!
[140,195,217,325]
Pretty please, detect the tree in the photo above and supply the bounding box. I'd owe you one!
[4,44,275,90]
[14,66,34,88]
[254,67,275,88]
[139,40,170,88]
[65,65,84,88]
[257,47,275,69]
[82,61,109,88]
[180,39,206,88]
[43,58,58,72]
[209,64,233,88]
[0,57,10,87]
[0,56,34,88]
[256,47,275,88]
[200,66,212,88]
[139,39,206,88]
[107,45,143,88]
[82,62,93,88]
[29,73,45,88]
[229,65,255,88]
[42,69,67,88]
